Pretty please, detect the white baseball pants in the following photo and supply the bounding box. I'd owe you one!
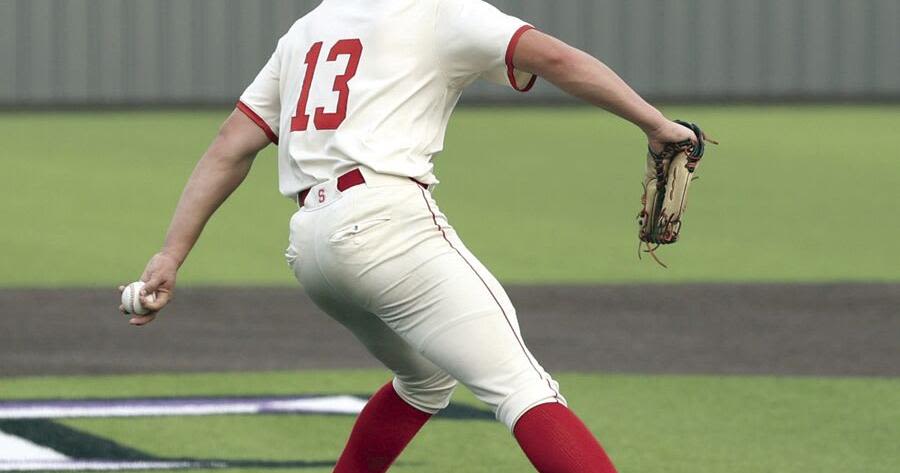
[286,167,565,430]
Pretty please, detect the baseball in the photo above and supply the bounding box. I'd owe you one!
[121,281,156,316]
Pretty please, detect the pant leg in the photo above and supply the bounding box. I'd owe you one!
[312,181,565,430]
[289,204,457,414]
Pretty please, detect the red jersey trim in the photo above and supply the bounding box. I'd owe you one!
[237,101,279,145]
[505,25,538,93]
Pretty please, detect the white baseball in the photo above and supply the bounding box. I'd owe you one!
[121,281,156,316]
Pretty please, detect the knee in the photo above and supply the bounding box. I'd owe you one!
[495,379,567,431]
[392,373,458,414]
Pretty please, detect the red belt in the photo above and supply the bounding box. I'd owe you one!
[297,169,427,207]
[298,169,365,206]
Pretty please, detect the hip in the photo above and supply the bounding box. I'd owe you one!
[286,167,455,292]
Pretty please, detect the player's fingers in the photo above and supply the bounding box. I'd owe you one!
[141,275,163,295]
[129,314,157,326]
[142,290,171,311]
[119,304,128,315]
[679,128,699,148]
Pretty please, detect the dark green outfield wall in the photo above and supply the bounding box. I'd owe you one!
[2,0,899,106]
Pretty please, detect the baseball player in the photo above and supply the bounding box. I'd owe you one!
[123,0,697,471]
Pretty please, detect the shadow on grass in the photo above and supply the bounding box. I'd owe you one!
[1,408,465,469]
[1,419,335,469]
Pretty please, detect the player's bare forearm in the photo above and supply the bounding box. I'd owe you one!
[513,30,695,149]
[158,109,272,266]
[122,109,271,325]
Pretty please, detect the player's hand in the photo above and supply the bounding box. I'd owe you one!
[121,252,178,326]
[645,120,699,155]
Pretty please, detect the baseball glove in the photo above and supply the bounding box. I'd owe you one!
[637,120,716,267]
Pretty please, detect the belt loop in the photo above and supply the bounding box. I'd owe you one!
[298,189,310,208]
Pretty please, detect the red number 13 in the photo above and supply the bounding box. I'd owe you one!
[291,39,363,132]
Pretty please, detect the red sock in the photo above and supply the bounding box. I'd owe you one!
[513,402,618,473]
[333,381,432,473]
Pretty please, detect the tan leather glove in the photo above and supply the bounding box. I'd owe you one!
[637,120,715,267]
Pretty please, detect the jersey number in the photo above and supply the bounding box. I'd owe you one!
[291,39,363,132]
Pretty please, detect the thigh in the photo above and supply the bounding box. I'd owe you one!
[381,239,561,411]
[289,202,453,398]
[310,287,448,383]
[319,186,562,422]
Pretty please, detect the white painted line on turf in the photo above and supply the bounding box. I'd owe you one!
[263,395,367,415]
[0,430,68,461]
[0,395,368,420]
[2,403,263,420]
[0,460,210,471]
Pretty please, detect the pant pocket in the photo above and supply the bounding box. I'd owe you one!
[329,216,392,245]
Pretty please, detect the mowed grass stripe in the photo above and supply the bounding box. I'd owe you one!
[2,106,899,285]
[1,371,898,472]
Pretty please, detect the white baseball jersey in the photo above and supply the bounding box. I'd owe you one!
[238,0,536,198]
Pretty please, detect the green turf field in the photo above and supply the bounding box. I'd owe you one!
[2,371,898,472]
[2,106,897,472]
[2,106,899,286]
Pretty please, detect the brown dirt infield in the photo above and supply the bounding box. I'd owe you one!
[1,284,897,377]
